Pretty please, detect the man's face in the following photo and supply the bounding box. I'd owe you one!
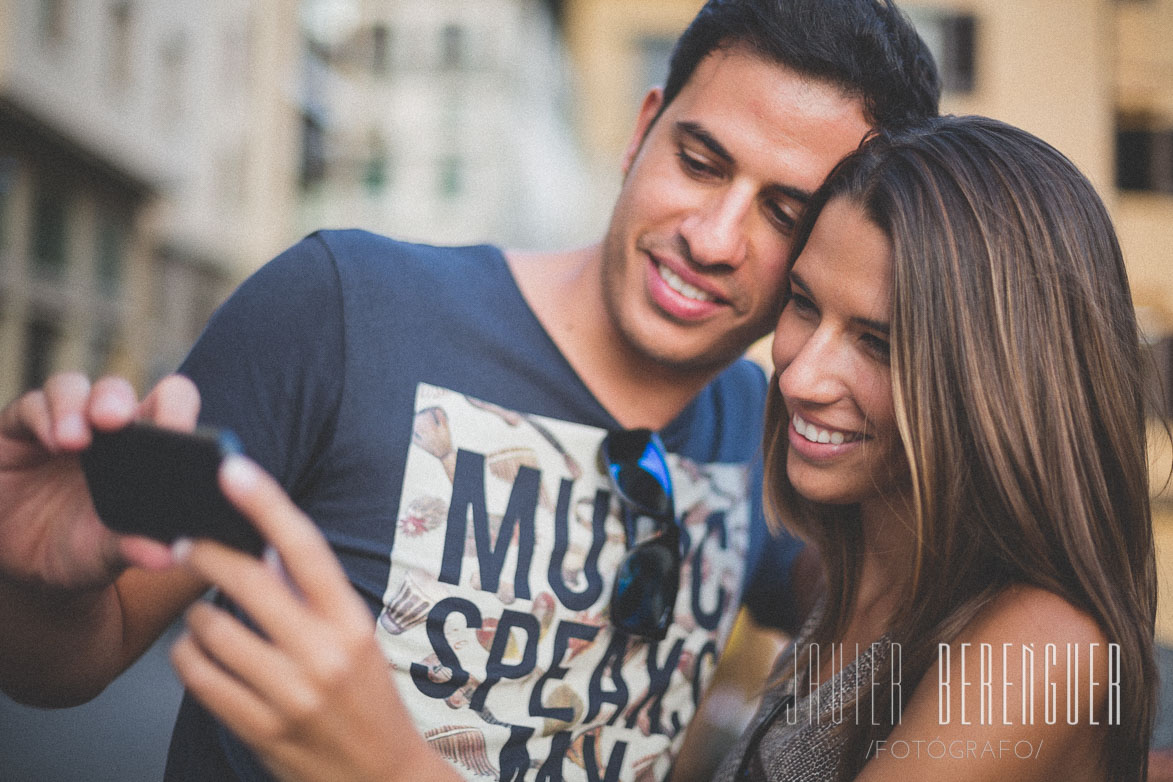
[600,48,871,375]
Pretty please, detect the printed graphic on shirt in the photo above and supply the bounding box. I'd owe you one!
[376,383,753,782]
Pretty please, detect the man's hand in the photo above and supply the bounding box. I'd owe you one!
[171,456,459,782]
[0,372,200,591]
[0,371,210,706]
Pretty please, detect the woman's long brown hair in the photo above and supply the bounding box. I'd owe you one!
[763,115,1157,780]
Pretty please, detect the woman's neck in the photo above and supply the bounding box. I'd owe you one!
[852,492,918,634]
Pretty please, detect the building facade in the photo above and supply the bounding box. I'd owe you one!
[0,0,302,400]
[298,0,592,250]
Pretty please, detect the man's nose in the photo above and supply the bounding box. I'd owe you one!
[679,185,754,268]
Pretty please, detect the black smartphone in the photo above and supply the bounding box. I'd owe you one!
[80,422,264,556]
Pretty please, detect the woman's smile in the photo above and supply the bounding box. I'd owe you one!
[787,411,870,463]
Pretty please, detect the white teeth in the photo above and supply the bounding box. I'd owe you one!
[657,263,714,303]
[793,413,859,445]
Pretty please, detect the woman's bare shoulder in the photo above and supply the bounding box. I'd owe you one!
[960,584,1109,650]
[855,585,1113,782]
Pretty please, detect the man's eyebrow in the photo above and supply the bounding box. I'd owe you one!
[676,121,734,165]
[676,121,814,205]
[765,183,814,206]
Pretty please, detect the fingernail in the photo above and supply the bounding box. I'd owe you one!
[57,414,85,441]
[221,455,256,491]
[92,395,129,420]
[171,537,193,562]
[263,545,303,600]
[262,545,282,572]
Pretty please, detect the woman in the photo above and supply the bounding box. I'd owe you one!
[711,115,1156,780]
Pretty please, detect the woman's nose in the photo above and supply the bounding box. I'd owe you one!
[775,327,845,406]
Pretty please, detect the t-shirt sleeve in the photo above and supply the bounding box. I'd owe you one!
[740,464,805,633]
[177,233,344,499]
[728,360,805,633]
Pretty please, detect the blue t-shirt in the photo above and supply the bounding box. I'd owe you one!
[167,231,802,781]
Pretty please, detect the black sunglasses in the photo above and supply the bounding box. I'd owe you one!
[601,429,680,641]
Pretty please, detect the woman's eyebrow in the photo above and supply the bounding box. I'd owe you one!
[853,316,890,335]
[791,270,890,334]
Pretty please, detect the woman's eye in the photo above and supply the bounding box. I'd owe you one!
[861,333,891,361]
[787,291,817,315]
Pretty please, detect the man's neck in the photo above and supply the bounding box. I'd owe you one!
[506,244,724,430]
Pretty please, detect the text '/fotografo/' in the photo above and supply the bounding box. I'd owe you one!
[868,738,1044,761]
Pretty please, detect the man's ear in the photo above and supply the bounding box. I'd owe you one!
[622,87,666,175]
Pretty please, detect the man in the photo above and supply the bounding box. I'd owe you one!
[0,1,939,779]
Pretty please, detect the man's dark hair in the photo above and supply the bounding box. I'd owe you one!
[662,0,940,130]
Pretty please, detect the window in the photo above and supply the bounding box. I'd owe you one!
[40,0,67,43]
[214,148,247,212]
[0,157,16,257]
[364,133,389,194]
[159,33,187,129]
[23,316,61,392]
[96,213,126,296]
[223,22,252,98]
[372,23,391,75]
[31,188,68,278]
[440,24,465,70]
[1146,335,1173,419]
[1117,120,1173,194]
[109,1,134,93]
[87,323,118,378]
[438,155,463,199]
[300,112,327,190]
[638,35,675,93]
[906,8,977,94]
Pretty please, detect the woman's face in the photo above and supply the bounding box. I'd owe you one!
[771,198,908,507]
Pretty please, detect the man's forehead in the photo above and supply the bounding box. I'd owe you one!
[679,45,861,116]
[663,47,871,185]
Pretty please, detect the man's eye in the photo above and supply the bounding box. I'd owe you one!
[677,150,717,178]
[766,201,797,231]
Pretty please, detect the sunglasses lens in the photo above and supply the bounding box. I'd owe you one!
[604,430,673,518]
[602,429,680,641]
[611,537,680,640]
[612,464,671,518]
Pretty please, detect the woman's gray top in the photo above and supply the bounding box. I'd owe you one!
[710,619,893,782]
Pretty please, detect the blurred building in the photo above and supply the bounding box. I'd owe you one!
[897,0,1173,486]
[0,0,302,400]
[297,0,593,250]
[1116,0,1173,421]
[561,0,704,222]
